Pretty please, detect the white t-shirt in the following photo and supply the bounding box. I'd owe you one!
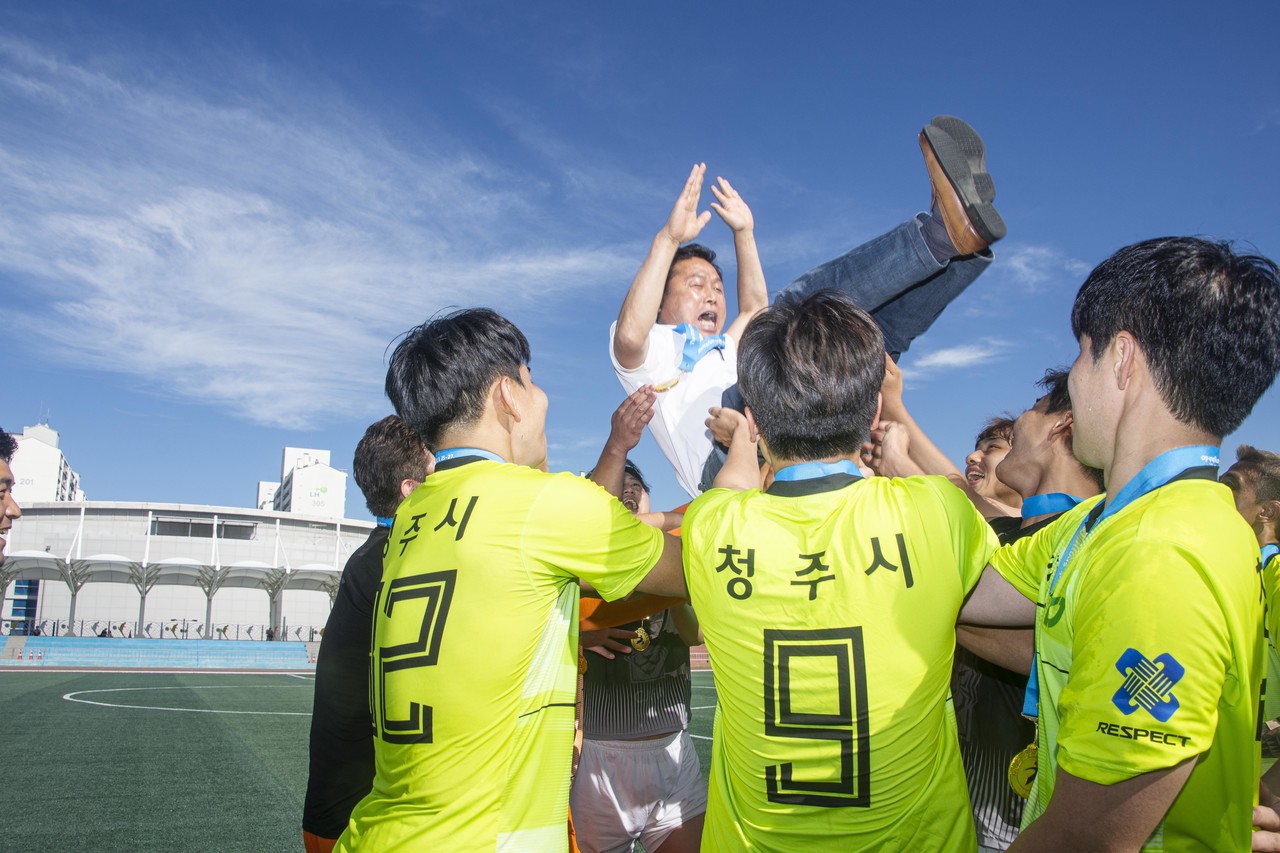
[609,321,738,498]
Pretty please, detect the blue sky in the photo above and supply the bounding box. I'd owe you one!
[4,0,1279,517]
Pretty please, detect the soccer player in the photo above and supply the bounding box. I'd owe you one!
[303,415,433,853]
[612,116,1005,497]
[685,290,999,850]
[0,429,21,568]
[574,459,705,853]
[334,309,684,852]
[960,237,1280,851]
[955,370,1103,852]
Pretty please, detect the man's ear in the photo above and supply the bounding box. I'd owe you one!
[871,392,883,432]
[400,479,421,500]
[744,406,761,443]
[1260,499,1280,532]
[494,375,521,422]
[1112,331,1142,391]
[1048,409,1074,443]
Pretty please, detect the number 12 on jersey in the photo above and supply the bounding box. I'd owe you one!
[763,627,870,807]
[372,569,457,744]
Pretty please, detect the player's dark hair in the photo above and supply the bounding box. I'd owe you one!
[1234,445,1280,505]
[1034,368,1105,490]
[0,430,15,464]
[738,289,885,462]
[385,308,531,449]
[1037,368,1072,415]
[664,243,723,292]
[1071,237,1280,437]
[353,416,432,518]
[975,417,1014,448]
[623,459,651,495]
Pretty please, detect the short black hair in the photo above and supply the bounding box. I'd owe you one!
[975,417,1014,447]
[665,243,723,291]
[1037,368,1072,415]
[1033,368,1104,491]
[353,416,432,518]
[738,289,885,462]
[0,430,15,464]
[1233,444,1280,505]
[385,308,531,449]
[623,459,650,495]
[1071,237,1280,437]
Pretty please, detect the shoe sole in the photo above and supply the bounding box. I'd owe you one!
[919,122,1006,253]
[930,115,995,203]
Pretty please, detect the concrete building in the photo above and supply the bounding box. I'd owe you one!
[271,447,346,519]
[1,501,374,639]
[9,424,85,502]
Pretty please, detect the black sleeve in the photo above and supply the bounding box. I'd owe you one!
[302,528,386,839]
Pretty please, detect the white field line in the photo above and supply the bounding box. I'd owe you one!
[62,684,311,716]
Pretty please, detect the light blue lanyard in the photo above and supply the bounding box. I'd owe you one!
[1019,492,1083,519]
[1263,544,1279,569]
[772,459,863,482]
[672,323,728,372]
[375,516,395,528]
[434,447,506,464]
[1021,445,1220,718]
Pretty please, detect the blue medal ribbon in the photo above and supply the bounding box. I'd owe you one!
[375,516,395,528]
[434,447,506,464]
[772,459,863,482]
[1263,543,1279,569]
[1019,492,1083,519]
[673,323,728,373]
[1021,445,1220,719]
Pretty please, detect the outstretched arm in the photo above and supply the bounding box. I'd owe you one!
[880,355,1018,517]
[614,165,713,370]
[879,354,964,480]
[713,177,768,343]
[590,386,656,500]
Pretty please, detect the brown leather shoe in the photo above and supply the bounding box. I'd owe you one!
[919,116,1006,255]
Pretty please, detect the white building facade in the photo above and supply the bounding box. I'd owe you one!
[1,501,375,641]
[9,424,85,502]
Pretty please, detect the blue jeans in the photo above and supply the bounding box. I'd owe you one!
[697,215,992,491]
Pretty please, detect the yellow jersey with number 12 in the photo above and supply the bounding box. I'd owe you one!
[334,459,664,853]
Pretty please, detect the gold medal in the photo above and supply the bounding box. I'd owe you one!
[630,626,651,652]
[1007,742,1038,798]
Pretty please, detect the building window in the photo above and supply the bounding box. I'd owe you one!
[150,517,258,540]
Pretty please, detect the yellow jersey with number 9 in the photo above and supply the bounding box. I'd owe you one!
[683,474,996,851]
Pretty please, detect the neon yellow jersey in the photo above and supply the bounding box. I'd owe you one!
[1263,553,1280,771]
[334,459,665,853]
[683,474,997,851]
[992,479,1263,852]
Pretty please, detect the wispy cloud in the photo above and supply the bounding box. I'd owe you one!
[906,338,1013,381]
[987,243,1090,292]
[0,35,636,429]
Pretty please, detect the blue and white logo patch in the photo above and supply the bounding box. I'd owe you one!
[1112,649,1183,723]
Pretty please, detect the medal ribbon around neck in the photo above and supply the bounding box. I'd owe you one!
[1263,543,1279,569]
[433,447,506,465]
[1019,492,1083,519]
[673,323,728,372]
[1021,445,1220,720]
[772,459,863,482]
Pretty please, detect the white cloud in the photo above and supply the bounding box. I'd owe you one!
[906,338,1012,379]
[992,243,1090,292]
[0,36,637,429]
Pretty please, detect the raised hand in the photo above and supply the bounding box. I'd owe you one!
[663,163,713,246]
[607,386,657,455]
[710,176,754,233]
